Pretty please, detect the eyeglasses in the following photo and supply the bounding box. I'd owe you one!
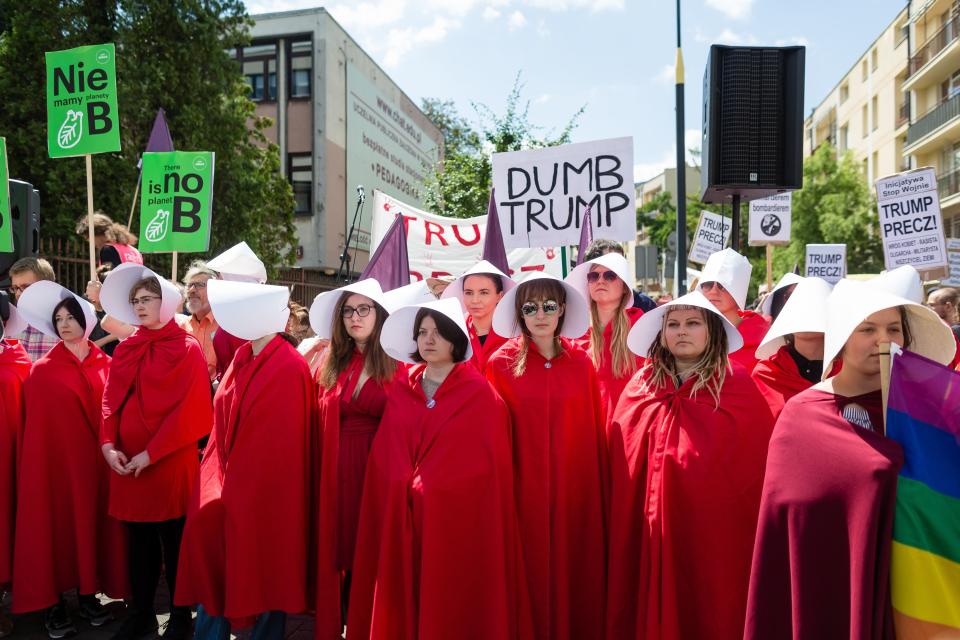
[185,281,207,290]
[586,270,618,284]
[342,304,374,318]
[130,295,160,306]
[8,284,30,295]
[521,300,561,317]
[700,281,727,293]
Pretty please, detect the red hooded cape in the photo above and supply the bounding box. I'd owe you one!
[100,319,213,522]
[212,326,246,381]
[175,336,314,618]
[486,338,608,640]
[730,310,770,373]
[347,362,532,640]
[0,340,30,586]
[573,306,643,423]
[744,388,900,640]
[751,345,815,419]
[12,342,128,612]
[466,314,508,373]
[606,364,774,640]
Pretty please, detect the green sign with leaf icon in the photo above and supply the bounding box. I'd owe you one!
[139,151,215,253]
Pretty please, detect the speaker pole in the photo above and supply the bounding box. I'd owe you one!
[674,0,687,295]
[731,193,741,251]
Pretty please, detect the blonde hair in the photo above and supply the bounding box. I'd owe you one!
[318,294,396,391]
[511,279,566,377]
[589,284,636,379]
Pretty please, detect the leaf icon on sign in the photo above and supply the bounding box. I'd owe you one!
[145,209,170,243]
[57,110,84,149]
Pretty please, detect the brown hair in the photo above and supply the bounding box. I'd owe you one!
[642,305,730,405]
[511,279,566,377]
[409,308,469,363]
[318,294,396,390]
[9,257,56,282]
[52,297,87,338]
[588,276,636,379]
[76,212,137,246]
[128,276,161,302]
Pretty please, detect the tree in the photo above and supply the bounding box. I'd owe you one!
[0,0,297,273]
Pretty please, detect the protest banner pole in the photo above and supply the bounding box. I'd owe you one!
[85,154,97,280]
[127,171,141,231]
[765,244,773,292]
[879,342,891,436]
[561,246,569,277]
[171,251,178,281]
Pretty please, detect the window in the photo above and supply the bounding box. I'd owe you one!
[239,42,278,102]
[289,39,312,99]
[862,105,869,138]
[289,154,313,216]
[871,48,878,72]
[872,151,879,182]
[941,69,960,102]
[862,60,868,82]
[896,22,909,47]
[840,82,849,103]
[872,95,879,131]
[839,124,849,152]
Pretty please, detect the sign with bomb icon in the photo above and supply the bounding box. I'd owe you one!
[45,44,120,157]
[138,151,215,253]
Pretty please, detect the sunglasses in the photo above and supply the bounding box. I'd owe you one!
[586,270,618,284]
[521,300,561,317]
[342,304,374,318]
[700,281,727,293]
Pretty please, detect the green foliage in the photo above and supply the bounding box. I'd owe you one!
[637,190,723,251]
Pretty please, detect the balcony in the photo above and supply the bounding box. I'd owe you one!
[909,14,960,77]
[897,101,910,128]
[906,92,960,148]
[939,166,960,201]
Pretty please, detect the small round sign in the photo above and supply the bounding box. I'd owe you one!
[96,49,110,65]
[760,214,782,237]
[193,156,207,171]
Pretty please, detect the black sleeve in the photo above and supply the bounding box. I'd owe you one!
[99,245,122,270]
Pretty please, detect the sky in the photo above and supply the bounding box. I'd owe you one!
[243,0,908,184]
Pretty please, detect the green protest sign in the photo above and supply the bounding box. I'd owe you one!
[139,151,215,253]
[45,44,120,158]
[0,138,12,253]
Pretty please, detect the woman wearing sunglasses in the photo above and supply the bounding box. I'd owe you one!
[486,272,606,640]
[308,279,401,639]
[441,260,516,373]
[566,252,643,421]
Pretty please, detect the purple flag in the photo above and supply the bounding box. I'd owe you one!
[137,108,174,169]
[482,189,510,274]
[576,205,594,266]
[361,214,410,291]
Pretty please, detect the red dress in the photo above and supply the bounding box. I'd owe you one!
[730,311,770,373]
[176,336,315,618]
[606,365,775,640]
[573,307,644,424]
[12,342,128,612]
[486,338,608,640]
[347,362,533,640]
[100,319,213,521]
[0,340,30,586]
[466,314,508,373]
[751,345,815,419]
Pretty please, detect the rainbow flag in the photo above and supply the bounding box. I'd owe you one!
[886,349,960,638]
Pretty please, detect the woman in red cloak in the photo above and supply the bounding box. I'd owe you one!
[348,298,531,640]
[12,283,127,637]
[486,272,607,640]
[309,278,400,639]
[99,265,212,640]
[175,281,315,640]
[606,290,775,640]
[744,279,956,639]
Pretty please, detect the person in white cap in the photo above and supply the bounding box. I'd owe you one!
[98,264,213,640]
[485,273,605,639]
[175,281,314,640]
[10,283,126,637]
[759,272,803,321]
[565,253,643,421]
[348,298,532,639]
[440,260,515,372]
[744,278,956,640]
[606,290,775,640]
[752,277,832,418]
[310,279,403,637]
[697,248,770,372]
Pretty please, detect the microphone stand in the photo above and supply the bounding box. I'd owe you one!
[337,188,365,283]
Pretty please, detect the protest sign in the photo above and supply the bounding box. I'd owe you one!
[945,238,960,286]
[875,168,948,275]
[748,193,791,245]
[491,137,635,249]
[370,190,561,282]
[139,151,215,253]
[45,44,120,158]
[805,244,846,284]
[688,211,731,265]
[0,138,12,253]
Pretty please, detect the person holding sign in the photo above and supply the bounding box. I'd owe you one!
[485,273,606,640]
[99,264,212,640]
[348,299,532,639]
[744,279,956,639]
[76,212,143,270]
[310,279,403,638]
[759,272,803,322]
[697,249,770,372]
[606,291,774,640]
[11,283,126,635]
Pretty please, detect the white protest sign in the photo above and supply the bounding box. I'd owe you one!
[875,168,949,273]
[370,190,561,282]
[688,211,731,265]
[748,192,792,245]
[805,244,847,284]
[491,136,635,250]
[945,238,960,286]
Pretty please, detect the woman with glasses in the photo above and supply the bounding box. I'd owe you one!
[486,273,606,640]
[309,279,401,639]
[99,264,213,640]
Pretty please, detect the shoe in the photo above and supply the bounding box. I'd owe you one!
[160,610,192,640]
[43,602,77,639]
[109,611,158,640]
[77,594,114,627]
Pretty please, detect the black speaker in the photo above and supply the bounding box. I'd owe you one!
[0,179,41,278]
[701,45,805,203]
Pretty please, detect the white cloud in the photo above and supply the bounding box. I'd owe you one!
[655,63,675,84]
[695,26,759,45]
[380,16,461,67]
[634,129,702,183]
[704,0,754,20]
[482,6,501,20]
[533,93,552,105]
[524,0,623,10]
[508,10,527,30]
[774,35,810,47]
[326,0,408,29]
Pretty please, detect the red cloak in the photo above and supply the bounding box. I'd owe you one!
[466,314,508,373]
[743,389,900,640]
[573,307,644,423]
[730,311,770,373]
[0,340,30,587]
[751,345,814,419]
[212,326,247,381]
[486,338,608,640]
[606,364,775,640]
[12,342,128,612]
[175,336,314,617]
[100,319,213,522]
[347,362,532,640]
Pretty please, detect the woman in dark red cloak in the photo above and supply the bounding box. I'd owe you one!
[348,298,532,640]
[486,272,606,640]
[744,279,956,639]
[606,290,775,640]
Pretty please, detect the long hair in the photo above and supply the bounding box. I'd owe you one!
[642,305,729,405]
[77,212,138,246]
[511,279,566,377]
[589,283,636,379]
[318,294,396,390]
